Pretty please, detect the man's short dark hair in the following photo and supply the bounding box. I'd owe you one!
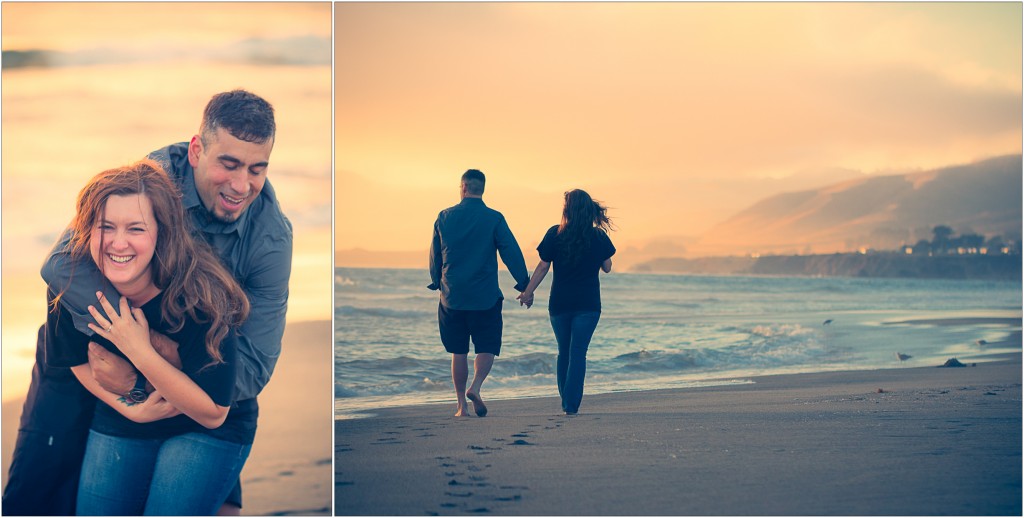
[461,169,486,195]
[200,89,276,146]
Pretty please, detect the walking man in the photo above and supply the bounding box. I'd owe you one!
[428,169,530,417]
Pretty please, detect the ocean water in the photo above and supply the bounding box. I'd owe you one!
[335,267,1022,418]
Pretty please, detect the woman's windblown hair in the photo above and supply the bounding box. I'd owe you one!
[556,189,614,265]
[66,159,249,365]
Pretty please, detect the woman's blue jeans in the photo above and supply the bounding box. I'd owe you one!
[549,311,601,414]
[76,430,251,516]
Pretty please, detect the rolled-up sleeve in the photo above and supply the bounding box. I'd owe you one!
[40,228,123,335]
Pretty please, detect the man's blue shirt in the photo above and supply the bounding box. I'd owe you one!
[428,197,529,310]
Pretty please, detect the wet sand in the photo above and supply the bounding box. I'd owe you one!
[2,320,332,516]
[335,355,1021,515]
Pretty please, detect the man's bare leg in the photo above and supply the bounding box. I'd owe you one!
[466,353,493,417]
[217,503,240,516]
[451,354,470,417]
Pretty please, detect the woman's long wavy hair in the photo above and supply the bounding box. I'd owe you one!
[556,189,614,265]
[65,159,249,365]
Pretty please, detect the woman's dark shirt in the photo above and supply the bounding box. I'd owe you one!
[45,290,257,444]
[537,225,616,315]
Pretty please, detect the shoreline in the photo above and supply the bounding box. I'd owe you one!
[334,345,1022,420]
[336,355,1022,515]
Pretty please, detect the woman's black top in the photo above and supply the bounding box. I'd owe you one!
[537,225,616,316]
[45,289,257,444]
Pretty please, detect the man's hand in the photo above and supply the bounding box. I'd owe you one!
[88,331,180,395]
[150,330,182,369]
[147,330,182,391]
[88,342,136,395]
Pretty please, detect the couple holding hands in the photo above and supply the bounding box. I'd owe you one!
[429,169,615,418]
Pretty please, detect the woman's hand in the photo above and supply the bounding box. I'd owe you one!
[518,260,550,309]
[517,291,534,308]
[86,291,153,362]
[117,390,182,423]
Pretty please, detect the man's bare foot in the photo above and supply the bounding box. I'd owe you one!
[466,392,487,417]
[455,406,471,417]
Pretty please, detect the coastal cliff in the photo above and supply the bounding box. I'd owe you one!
[631,253,1022,280]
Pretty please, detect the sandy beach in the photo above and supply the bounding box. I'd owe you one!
[3,320,333,516]
[336,354,1021,515]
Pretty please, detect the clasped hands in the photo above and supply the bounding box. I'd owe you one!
[516,290,535,309]
[84,291,182,397]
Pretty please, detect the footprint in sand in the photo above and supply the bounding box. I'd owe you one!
[468,507,491,513]
[510,440,533,446]
[445,491,473,498]
[444,471,464,477]
[511,433,529,438]
[279,470,294,477]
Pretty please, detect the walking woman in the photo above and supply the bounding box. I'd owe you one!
[44,159,254,515]
[518,189,615,415]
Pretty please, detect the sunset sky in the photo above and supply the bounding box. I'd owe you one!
[336,2,1022,264]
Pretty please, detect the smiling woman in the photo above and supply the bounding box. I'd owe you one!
[3,159,254,515]
[89,194,159,299]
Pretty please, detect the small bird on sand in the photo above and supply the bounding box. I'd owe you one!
[895,352,912,362]
[823,319,833,326]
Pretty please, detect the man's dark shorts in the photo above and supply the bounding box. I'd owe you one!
[438,298,503,356]
[225,479,242,508]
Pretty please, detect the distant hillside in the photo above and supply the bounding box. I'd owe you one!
[688,155,1022,257]
[631,253,1022,281]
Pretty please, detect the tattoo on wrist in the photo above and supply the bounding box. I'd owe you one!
[117,396,140,407]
